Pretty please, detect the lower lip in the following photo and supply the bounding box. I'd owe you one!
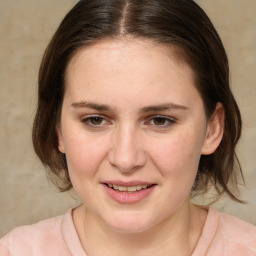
[103,184,156,204]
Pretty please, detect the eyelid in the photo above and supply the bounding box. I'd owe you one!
[145,115,176,127]
[80,114,176,129]
[81,114,112,127]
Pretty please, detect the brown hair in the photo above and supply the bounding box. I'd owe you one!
[33,0,244,201]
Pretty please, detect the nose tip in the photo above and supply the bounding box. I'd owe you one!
[108,128,147,172]
[108,148,146,172]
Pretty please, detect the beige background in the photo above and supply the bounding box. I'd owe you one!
[0,0,255,237]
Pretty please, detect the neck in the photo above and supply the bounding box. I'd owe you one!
[73,201,207,256]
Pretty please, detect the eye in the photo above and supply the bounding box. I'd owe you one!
[81,115,109,127]
[89,116,104,125]
[147,115,175,127]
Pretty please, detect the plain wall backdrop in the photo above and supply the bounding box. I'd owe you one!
[0,0,255,237]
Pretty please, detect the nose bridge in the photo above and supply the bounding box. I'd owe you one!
[109,123,146,172]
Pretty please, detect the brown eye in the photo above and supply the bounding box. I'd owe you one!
[152,117,167,126]
[89,117,104,125]
[148,116,175,128]
[81,115,107,127]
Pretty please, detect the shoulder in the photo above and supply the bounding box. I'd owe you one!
[219,211,256,234]
[0,211,72,256]
[211,208,256,255]
[219,211,256,244]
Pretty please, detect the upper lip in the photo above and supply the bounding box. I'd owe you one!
[101,180,155,186]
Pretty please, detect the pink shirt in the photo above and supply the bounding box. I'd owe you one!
[1,207,256,255]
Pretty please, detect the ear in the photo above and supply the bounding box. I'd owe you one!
[56,125,65,153]
[201,103,225,155]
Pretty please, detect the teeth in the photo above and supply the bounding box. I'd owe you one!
[127,186,137,192]
[107,184,151,192]
[118,186,127,192]
[136,185,143,190]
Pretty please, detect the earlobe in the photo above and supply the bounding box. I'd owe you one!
[201,103,225,155]
[56,125,65,153]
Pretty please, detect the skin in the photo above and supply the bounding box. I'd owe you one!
[57,39,224,256]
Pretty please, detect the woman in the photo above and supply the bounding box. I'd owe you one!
[1,0,256,255]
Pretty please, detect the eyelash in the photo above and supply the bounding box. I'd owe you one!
[81,115,176,129]
[81,115,110,128]
[146,115,176,128]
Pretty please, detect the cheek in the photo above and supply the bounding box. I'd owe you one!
[63,131,109,181]
[148,133,203,209]
[148,131,203,178]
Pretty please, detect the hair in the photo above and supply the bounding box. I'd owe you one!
[33,0,244,202]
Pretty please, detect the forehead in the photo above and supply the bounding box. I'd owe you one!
[64,39,200,108]
[66,38,193,81]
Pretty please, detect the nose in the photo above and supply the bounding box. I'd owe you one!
[108,125,146,173]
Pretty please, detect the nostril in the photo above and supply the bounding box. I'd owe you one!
[108,148,147,173]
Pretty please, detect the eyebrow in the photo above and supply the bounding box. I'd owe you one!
[140,103,189,113]
[71,101,114,111]
[71,101,189,113]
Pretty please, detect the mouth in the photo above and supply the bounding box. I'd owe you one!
[104,183,155,193]
[102,181,157,204]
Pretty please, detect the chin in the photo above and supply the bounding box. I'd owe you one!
[104,212,156,234]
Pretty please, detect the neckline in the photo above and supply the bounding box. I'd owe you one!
[62,208,88,256]
[61,207,219,256]
[191,207,219,256]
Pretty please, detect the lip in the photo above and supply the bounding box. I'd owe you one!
[101,181,156,204]
[101,180,154,186]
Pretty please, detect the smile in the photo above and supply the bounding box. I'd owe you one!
[103,182,156,204]
[102,180,157,204]
[106,184,152,193]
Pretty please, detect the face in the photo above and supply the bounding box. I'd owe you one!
[57,39,222,233]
